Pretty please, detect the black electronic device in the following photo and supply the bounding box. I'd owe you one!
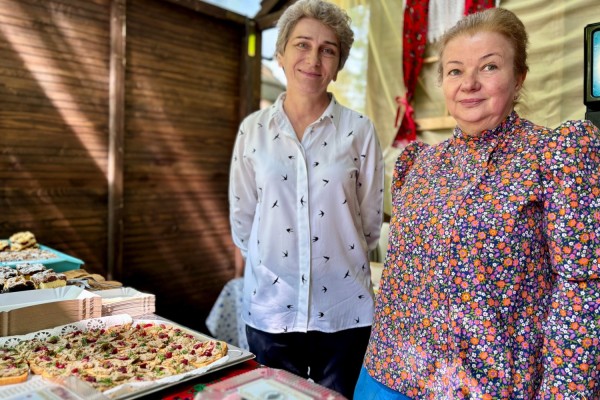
[584,22,600,128]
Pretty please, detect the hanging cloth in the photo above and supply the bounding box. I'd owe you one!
[464,0,496,15]
[394,0,429,148]
[393,0,497,148]
[427,0,464,43]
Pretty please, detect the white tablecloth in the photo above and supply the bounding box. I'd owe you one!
[205,277,248,350]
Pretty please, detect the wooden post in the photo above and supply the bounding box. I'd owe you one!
[107,0,126,281]
[239,19,262,121]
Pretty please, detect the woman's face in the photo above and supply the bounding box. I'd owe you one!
[277,18,340,98]
[441,31,525,136]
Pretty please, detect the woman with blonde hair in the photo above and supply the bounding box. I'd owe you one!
[356,7,600,399]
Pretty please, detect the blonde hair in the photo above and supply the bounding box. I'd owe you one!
[437,8,529,83]
[275,0,354,71]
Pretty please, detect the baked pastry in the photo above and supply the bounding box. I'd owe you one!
[0,347,29,386]
[0,240,9,252]
[3,276,35,292]
[15,263,46,278]
[0,267,18,280]
[9,231,38,251]
[30,269,67,289]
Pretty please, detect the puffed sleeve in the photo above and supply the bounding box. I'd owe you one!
[228,119,257,258]
[391,141,428,198]
[538,120,600,398]
[358,121,385,250]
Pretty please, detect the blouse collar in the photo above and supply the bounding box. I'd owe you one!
[268,92,340,129]
[453,111,519,140]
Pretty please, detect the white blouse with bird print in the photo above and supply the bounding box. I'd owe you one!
[229,93,384,334]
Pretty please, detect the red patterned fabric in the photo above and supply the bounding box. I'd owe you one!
[394,0,429,148]
[464,0,495,15]
[394,0,496,148]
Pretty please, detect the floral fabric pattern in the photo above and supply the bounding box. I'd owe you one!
[364,113,600,399]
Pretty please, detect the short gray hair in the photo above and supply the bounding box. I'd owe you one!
[275,0,354,72]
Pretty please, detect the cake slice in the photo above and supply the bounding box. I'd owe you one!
[15,263,46,278]
[30,269,67,289]
[0,267,18,280]
[3,276,35,292]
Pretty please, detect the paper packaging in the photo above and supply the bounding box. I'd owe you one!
[0,287,101,336]
[96,287,156,317]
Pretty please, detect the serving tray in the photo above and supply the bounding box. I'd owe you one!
[0,244,84,272]
[0,314,255,400]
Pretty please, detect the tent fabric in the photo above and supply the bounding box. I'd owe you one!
[330,0,600,216]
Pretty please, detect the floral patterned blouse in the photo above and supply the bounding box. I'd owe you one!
[364,113,600,399]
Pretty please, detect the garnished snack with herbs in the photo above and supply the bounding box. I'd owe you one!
[3,323,228,392]
[0,347,29,386]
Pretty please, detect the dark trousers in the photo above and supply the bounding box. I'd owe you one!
[246,325,371,399]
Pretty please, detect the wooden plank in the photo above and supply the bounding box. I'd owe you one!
[162,0,246,24]
[0,95,108,113]
[255,10,283,31]
[125,80,240,104]
[0,176,109,186]
[256,0,284,17]
[0,18,109,45]
[0,157,108,169]
[126,3,244,49]
[0,77,108,102]
[415,115,456,131]
[0,185,106,196]
[0,139,109,152]
[0,0,109,26]
[3,0,110,16]
[124,28,241,65]
[0,47,108,74]
[0,14,110,46]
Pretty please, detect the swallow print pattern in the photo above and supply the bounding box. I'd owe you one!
[229,93,384,334]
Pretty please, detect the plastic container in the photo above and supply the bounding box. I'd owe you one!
[0,244,84,272]
[195,367,347,400]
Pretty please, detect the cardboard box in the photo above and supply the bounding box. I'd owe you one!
[0,286,101,336]
[97,287,156,317]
